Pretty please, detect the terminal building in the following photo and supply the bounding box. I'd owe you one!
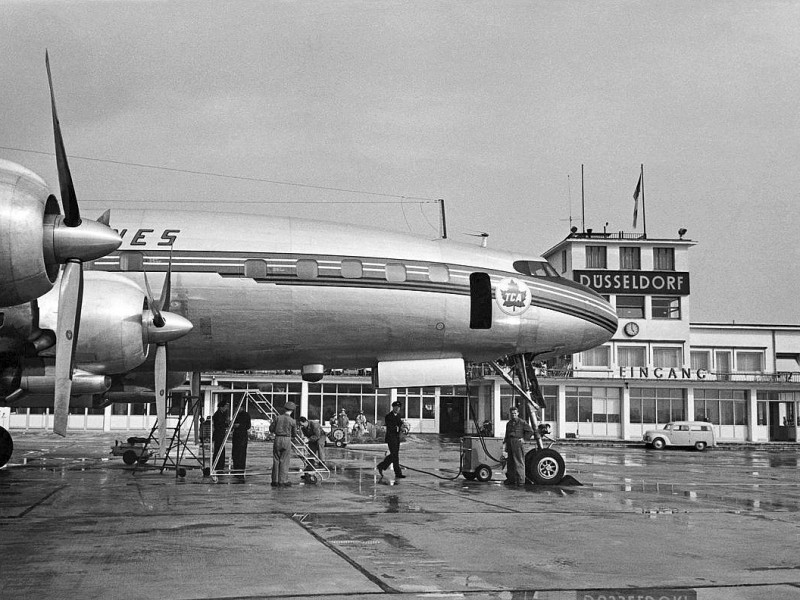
[5,229,799,444]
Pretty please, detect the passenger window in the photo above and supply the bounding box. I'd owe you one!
[341,259,363,279]
[119,251,144,272]
[428,264,450,283]
[678,425,689,431]
[296,259,318,279]
[385,263,406,282]
[244,259,267,279]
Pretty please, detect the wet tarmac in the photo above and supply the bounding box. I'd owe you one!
[1,431,799,599]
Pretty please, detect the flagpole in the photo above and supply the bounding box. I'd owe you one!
[640,163,647,239]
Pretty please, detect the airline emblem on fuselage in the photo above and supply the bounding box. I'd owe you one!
[495,278,531,315]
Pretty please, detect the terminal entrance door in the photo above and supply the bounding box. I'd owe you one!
[768,401,796,441]
[439,394,466,435]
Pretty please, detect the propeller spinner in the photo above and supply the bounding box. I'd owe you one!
[45,51,122,436]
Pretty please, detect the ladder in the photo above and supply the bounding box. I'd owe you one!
[157,395,208,477]
[245,390,331,483]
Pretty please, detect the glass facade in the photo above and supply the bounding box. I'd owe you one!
[629,388,686,424]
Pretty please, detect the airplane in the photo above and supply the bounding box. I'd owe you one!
[0,54,618,483]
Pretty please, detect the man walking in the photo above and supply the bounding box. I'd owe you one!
[503,405,533,486]
[376,401,406,479]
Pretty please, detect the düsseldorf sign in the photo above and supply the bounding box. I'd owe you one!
[574,270,690,295]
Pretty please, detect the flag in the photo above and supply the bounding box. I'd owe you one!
[632,172,642,228]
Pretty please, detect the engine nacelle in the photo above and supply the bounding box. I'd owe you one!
[38,272,150,374]
[0,160,60,306]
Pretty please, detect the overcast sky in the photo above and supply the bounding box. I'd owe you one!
[2,1,799,324]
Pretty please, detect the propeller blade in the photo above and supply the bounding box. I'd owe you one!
[142,263,165,328]
[158,246,173,312]
[154,344,168,453]
[96,209,111,226]
[45,50,80,227]
[53,261,83,436]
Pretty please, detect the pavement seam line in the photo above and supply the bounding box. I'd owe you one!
[288,512,401,594]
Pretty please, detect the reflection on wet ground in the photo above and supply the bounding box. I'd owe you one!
[2,432,799,599]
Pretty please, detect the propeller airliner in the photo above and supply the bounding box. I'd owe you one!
[0,54,618,482]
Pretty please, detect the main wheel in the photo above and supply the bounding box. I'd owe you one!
[462,471,477,481]
[122,449,138,465]
[651,438,666,450]
[474,464,492,482]
[694,441,707,451]
[525,448,566,485]
[0,427,13,468]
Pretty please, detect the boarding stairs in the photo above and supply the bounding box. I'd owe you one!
[243,390,331,483]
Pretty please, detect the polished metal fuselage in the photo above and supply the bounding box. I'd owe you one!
[86,209,618,373]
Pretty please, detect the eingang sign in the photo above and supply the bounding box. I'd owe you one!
[574,270,690,295]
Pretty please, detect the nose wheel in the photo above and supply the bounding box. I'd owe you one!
[525,448,565,485]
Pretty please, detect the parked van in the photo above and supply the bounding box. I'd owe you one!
[643,421,716,451]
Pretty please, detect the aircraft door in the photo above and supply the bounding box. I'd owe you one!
[469,273,492,329]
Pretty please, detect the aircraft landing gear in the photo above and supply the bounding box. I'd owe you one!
[490,353,567,486]
[525,447,566,485]
[0,426,13,468]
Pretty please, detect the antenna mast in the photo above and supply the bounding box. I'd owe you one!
[581,164,586,233]
[438,198,447,239]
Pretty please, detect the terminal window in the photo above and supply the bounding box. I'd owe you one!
[653,347,683,368]
[652,296,681,319]
[654,247,675,270]
[629,388,685,424]
[585,246,607,269]
[736,351,763,372]
[691,350,711,371]
[620,247,641,270]
[580,345,610,368]
[618,345,647,367]
[616,295,644,318]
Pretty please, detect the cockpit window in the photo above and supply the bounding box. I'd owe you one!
[513,260,559,278]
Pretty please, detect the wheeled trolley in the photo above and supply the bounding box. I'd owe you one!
[460,436,505,482]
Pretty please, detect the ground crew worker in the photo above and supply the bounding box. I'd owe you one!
[336,409,349,429]
[269,401,297,487]
[354,410,367,436]
[503,406,533,486]
[298,416,326,467]
[212,398,230,471]
[376,401,406,479]
[231,409,252,475]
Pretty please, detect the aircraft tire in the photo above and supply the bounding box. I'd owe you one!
[0,426,12,468]
[122,449,138,465]
[525,448,566,485]
[462,471,477,481]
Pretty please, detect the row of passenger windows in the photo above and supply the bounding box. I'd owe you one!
[114,252,558,284]
[244,259,453,283]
